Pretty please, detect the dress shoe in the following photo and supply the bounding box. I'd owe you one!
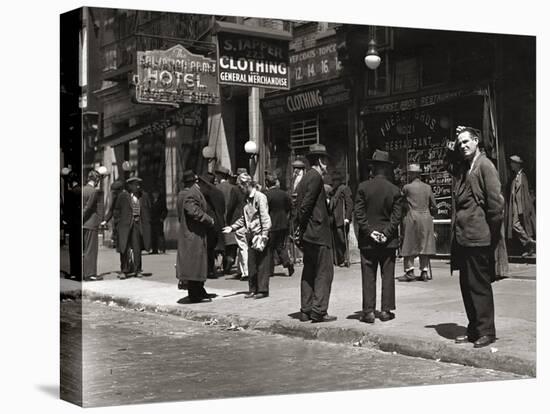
[177,280,187,290]
[240,275,249,282]
[244,292,256,299]
[189,297,213,304]
[378,311,395,322]
[360,312,375,324]
[455,334,477,344]
[287,264,295,277]
[135,272,143,278]
[298,312,311,322]
[473,335,496,348]
[419,270,429,282]
[311,314,337,323]
[398,271,416,282]
[118,273,127,280]
[253,293,268,300]
[87,275,103,281]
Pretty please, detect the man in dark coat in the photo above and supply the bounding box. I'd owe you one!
[63,171,82,280]
[451,126,504,349]
[295,144,336,323]
[265,173,294,277]
[198,173,226,278]
[150,188,168,254]
[215,166,241,274]
[506,155,536,257]
[113,176,152,278]
[177,171,215,303]
[398,163,437,282]
[103,179,124,250]
[354,150,402,324]
[329,171,353,267]
[82,169,103,281]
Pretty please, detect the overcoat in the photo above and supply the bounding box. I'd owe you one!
[199,179,226,251]
[400,178,436,256]
[329,184,353,227]
[217,181,242,246]
[265,187,291,232]
[176,184,214,282]
[114,190,152,254]
[506,170,536,240]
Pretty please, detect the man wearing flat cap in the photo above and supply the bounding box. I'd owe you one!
[506,155,536,257]
[114,176,152,279]
[176,170,216,302]
[354,150,402,323]
[295,144,336,323]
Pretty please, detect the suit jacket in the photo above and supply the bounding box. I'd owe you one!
[330,184,353,227]
[176,184,214,282]
[151,196,168,222]
[295,168,332,247]
[114,190,152,253]
[354,175,402,249]
[506,170,536,240]
[82,184,103,230]
[451,153,504,248]
[266,187,291,232]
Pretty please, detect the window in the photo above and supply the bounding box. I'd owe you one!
[421,46,450,87]
[366,52,390,96]
[290,116,319,155]
[393,57,419,93]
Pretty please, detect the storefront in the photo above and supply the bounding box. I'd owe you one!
[359,86,499,255]
[261,80,353,190]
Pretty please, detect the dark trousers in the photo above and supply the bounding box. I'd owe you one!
[301,241,334,318]
[121,222,143,274]
[248,242,272,294]
[360,248,396,313]
[456,245,496,338]
[68,225,82,279]
[270,229,291,272]
[188,280,208,302]
[333,224,349,265]
[223,244,237,273]
[151,220,165,253]
[83,228,98,278]
[207,230,219,276]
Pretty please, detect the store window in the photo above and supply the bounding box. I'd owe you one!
[290,116,319,156]
[393,57,419,93]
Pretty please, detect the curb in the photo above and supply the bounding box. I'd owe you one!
[61,289,535,378]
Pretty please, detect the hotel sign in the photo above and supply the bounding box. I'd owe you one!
[134,44,220,106]
[217,32,290,90]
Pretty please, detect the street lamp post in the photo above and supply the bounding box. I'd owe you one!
[244,140,258,179]
[201,145,216,173]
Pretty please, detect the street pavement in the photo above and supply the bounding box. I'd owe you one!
[60,245,536,377]
[61,300,526,407]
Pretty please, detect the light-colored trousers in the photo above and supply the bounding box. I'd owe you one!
[404,255,430,272]
[235,227,249,277]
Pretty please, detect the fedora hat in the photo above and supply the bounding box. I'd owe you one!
[306,143,329,159]
[509,155,523,164]
[182,170,197,184]
[407,163,422,173]
[215,165,231,176]
[126,176,142,184]
[291,159,306,169]
[366,149,394,165]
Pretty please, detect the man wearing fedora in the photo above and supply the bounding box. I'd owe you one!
[329,171,354,267]
[506,155,536,257]
[295,143,336,323]
[355,150,402,323]
[114,176,152,279]
[398,163,437,282]
[176,170,216,303]
[82,169,104,281]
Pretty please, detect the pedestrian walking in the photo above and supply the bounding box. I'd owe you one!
[506,155,536,257]
[451,126,504,349]
[198,173,226,278]
[63,171,82,281]
[82,169,103,281]
[329,171,353,267]
[354,150,402,324]
[150,188,167,254]
[295,144,336,323]
[234,167,249,280]
[223,173,272,299]
[265,172,294,277]
[398,163,437,282]
[114,176,152,279]
[176,170,216,303]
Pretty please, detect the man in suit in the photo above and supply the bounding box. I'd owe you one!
[198,173,226,279]
[82,169,103,281]
[329,171,353,267]
[398,163,437,282]
[114,176,152,279]
[354,150,402,324]
[451,126,504,349]
[177,170,215,303]
[265,172,294,277]
[102,179,124,250]
[150,188,168,254]
[295,144,336,323]
[63,171,82,281]
[233,168,250,280]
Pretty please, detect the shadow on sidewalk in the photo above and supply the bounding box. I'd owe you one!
[425,323,467,340]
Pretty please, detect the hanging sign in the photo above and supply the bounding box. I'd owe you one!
[217,32,290,90]
[289,41,341,87]
[134,44,220,106]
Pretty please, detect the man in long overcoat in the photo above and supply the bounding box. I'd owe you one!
[177,170,215,302]
[82,169,103,281]
[150,188,168,254]
[329,171,353,267]
[398,163,437,282]
[354,150,402,324]
[63,171,82,280]
[114,176,152,278]
[506,155,536,257]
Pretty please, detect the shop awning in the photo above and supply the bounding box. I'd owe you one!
[97,122,150,148]
[214,21,293,41]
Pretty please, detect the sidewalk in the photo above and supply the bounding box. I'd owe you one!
[61,247,536,376]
